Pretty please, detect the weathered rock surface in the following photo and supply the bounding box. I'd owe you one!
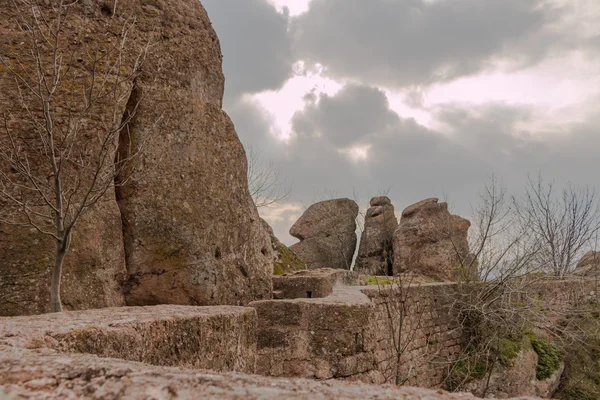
[261,218,306,276]
[289,199,359,270]
[0,1,131,316]
[355,196,398,275]
[272,268,359,299]
[1,0,274,315]
[574,251,600,276]
[466,338,563,399]
[0,305,257,373]
[112,0,273,306]
[0,304,542,399]
[0,348,540,400]
[393,198,471,281]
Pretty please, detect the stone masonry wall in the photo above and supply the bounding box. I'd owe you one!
[0,305,257,374]
[252,276,598,388]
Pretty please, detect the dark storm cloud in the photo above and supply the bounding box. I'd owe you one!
[269,86,600,244]
[202,0,294,100]
[291,0,558,87]
[292,85,400,147]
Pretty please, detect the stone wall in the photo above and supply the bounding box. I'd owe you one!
[252,273,598,388]
[252,281,462,386]
[0,305,257,373]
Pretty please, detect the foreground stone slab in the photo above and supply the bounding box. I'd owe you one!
[0,347,540,399]
[0,305,256,374]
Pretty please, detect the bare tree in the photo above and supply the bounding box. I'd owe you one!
[444,175,599,397]
[375,274,425,385]
[516,174,600,277]
[247,146,291,209]
[0,1,152,312]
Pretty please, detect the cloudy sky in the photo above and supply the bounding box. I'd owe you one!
[202,0,600,245]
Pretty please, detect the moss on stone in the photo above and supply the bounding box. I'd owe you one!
[528,333,562,380]
[273,243,305,276]
[498,337,522,368]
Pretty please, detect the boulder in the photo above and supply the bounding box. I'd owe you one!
[465,337,563,399]
[574,251,600,277]
[261,219,306,276]
[355,196,398,275]
[393,198,471,281]
[0,0,274,315]
[289,199,359,270]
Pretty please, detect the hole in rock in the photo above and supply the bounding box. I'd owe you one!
[100,5,112,17]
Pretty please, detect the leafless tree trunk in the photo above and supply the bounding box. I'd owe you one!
[0,0,154,312]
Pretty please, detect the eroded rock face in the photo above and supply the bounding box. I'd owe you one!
[355,196,398,275]
[466,338,563,399]
[0,0,273,315]
[261,219,306,276]
[112,0,273,306]
[574,251,600,277]
[0,1,131,316]
[289,199,359,270]
[393,198,471,281]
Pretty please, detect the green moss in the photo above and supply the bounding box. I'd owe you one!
[360,275,393,285]
[498,337,521,368]
[273,243,306,276]
[528,333,562,380]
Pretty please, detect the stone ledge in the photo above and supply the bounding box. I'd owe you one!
[0,305,256,373]
[0,347,539,400]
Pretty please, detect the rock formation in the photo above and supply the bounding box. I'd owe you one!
[0,0,273,315]
[355,196,398,275]
[261,219,306,276]
[393,198,471,281]
[574,251,600,277]
[289,199,359,270]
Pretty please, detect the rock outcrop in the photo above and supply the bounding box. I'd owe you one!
[465,337,563,399]
[0,348,539,399]
[261,219,306,276]
[0,0,273,315]
[574,251,600,277]
[0,1,130,316]
[393,198,471,281]
[289,199,359,270]
[355,196,398,275]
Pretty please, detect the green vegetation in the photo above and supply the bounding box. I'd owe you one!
[527,333,562,380]
[360,275,393,285]
[555,311,600,400]
[273,243,306,276]
[498,337,522,368]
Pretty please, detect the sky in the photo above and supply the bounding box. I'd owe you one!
[202,0,600,245]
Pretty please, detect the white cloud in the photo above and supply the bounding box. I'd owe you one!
[251,62,343,139]
[267,0,312,16]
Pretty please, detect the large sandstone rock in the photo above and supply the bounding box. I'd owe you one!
[114,0,273,306]
[289,199,359,270]
[261,218,306,276]
[0,1,132,315]
[393,198,471,281]
[574,251,600,277]
[0,0,273,315]
[355,196,398,275]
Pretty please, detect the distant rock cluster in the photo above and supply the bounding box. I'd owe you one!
[283,196,472,281]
